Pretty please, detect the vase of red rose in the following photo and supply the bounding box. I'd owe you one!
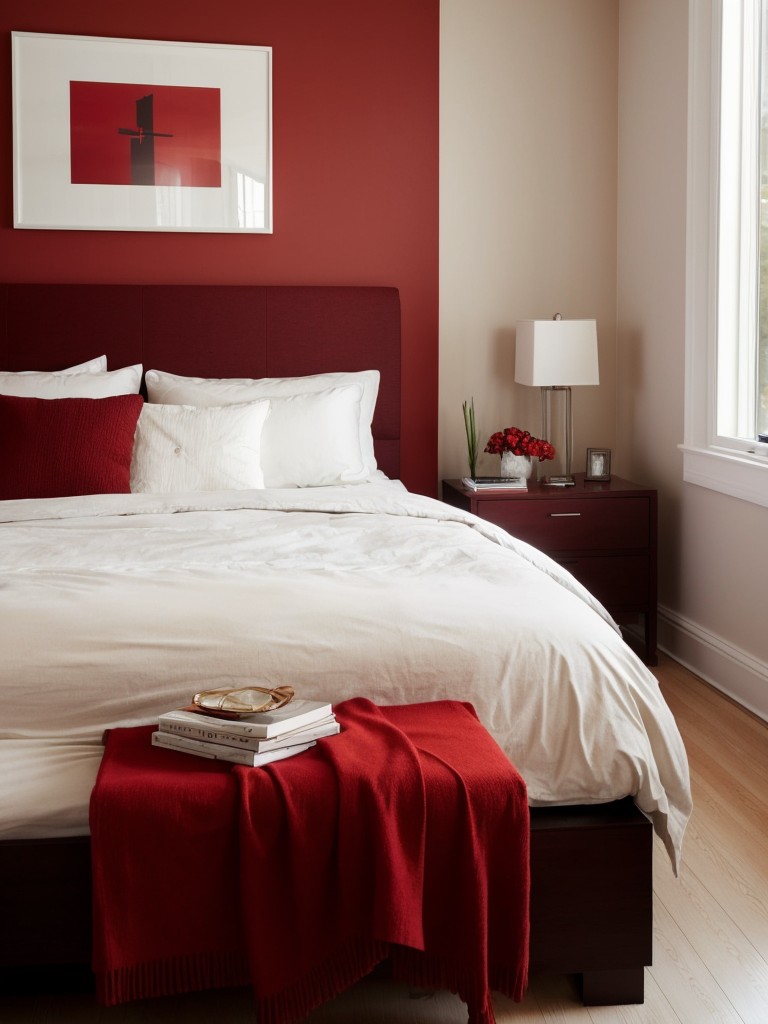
[500,451,534,479]
[485,427,555,480]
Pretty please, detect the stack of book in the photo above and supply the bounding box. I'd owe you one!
[152,698,338,767]
[461,475,528,492]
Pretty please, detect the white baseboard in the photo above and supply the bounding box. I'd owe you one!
[658,605,768,724]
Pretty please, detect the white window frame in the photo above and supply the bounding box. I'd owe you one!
[683,0,768,508]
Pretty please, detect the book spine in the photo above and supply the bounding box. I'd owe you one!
[152,731,219,761]
[159,720,256,747]
[157,732,257,762]
[158,712,273,738]
[158,718,339,752]
[152,731,314,766]
[159,704,332,738]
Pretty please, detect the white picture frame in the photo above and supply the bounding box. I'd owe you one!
[12,31,272,233]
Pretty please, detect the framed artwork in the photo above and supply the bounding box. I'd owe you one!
[585,448,612,482]
[11,32,272,233]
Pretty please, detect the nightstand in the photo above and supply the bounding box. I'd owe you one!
[442,474,657,665]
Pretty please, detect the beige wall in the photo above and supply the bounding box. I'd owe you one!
[441,0,768,718]
[616,0,688,587]
[617,0,768,719]
[439,0,619,482]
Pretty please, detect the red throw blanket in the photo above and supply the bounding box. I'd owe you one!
[91,698,529,1023]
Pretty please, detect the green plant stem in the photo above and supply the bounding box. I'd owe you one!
[463,398,478,478]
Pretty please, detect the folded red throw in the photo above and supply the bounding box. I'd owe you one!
[91,698,529,1023]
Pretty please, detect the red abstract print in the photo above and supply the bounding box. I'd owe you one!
[70,81,221,188]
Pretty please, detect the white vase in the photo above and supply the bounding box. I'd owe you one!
[500,452,533,480]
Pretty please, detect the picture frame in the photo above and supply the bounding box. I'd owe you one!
[585,448,612,482]
[11,32,272,233]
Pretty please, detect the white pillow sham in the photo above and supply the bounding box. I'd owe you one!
[0,363,142,399]
[259,385,367,487]
[17,355,108,375]
[145,367,380,476]
[130,400,271,493]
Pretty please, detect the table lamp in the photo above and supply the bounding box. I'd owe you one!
[514,315,599,485]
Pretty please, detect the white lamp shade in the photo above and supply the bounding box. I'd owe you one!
[515,318,599,386]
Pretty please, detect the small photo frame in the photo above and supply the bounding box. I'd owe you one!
[585,448,611,481]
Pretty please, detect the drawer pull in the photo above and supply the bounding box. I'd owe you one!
[549,512,582,518]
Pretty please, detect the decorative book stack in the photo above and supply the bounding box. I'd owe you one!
[461,476,528,492]
[152,698,338,767]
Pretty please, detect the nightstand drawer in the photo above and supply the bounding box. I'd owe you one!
[552,555,649,610]
[482,497,650,552]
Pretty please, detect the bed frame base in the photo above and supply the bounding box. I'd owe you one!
[0,798,652,1006]
[527,799,652,1004]
[581,968,645,1005]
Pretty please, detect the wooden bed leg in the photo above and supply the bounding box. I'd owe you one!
[581,967,645,1005]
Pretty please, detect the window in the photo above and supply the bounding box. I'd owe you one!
[760,0,768,437]
[684,0,768,507]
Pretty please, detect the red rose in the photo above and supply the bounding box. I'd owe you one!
[483,426,555,461]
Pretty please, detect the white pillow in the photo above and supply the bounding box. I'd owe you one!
[260,386,367,487]
[130,400,272,493]
[145,368,380,476]
[0,363,142,398]
[17,355,108,375]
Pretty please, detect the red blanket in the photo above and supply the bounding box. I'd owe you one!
[91,698,529,1023]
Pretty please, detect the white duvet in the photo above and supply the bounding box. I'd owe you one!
[0,480,690,867]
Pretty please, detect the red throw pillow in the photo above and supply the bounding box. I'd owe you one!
[0,394,144,500]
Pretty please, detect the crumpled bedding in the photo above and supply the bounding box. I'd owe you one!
[0,479,690,866]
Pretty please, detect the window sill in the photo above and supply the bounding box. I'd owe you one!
[680,444,768,508]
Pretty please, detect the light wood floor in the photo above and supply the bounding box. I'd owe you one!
[2,654,766,1023]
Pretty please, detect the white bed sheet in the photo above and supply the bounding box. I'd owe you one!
[0,480,691,867]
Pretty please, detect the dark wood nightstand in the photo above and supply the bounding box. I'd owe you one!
[442,474,658,665]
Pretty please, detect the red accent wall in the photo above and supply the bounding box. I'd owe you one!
[0,1,439,496]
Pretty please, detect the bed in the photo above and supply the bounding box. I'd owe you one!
[0,283,691,1008]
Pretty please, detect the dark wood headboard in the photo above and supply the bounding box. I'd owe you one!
[0,284,401,479]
